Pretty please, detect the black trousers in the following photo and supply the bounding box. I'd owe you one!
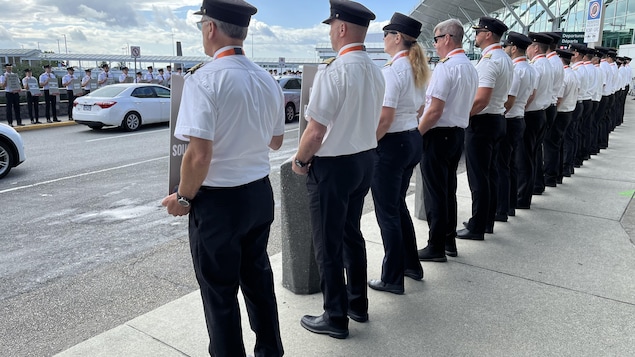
[66,90,74,119]
[5,92,21,125]
[371,130,422,286]
[189,177,283,357]
[43,90,57,120]
[619,86,629,125]
[589,101,600,154]
[563,102,583,174]
[307,150,375,328]
[593,96,609,153]
[465,113,505,233]
[534,104,557,193]
[577,100,594,162]
[599,95,614,148]
[544,111,573,185]
[421,127,464,253]
[497,117,525,215]
[517,109,546,208]
[26,92,40,121]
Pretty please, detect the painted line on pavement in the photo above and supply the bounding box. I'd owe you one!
[0,156,167,194]
[85,129,166,143]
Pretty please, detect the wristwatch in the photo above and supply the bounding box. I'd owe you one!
[295,158,309,168]
[176,192,191,207]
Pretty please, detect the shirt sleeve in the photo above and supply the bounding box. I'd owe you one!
[476,58,498,88]
[427,64,451,102]
[273,86,285,136]
[508,68,521,97]
[381,66,400,108]
[174,74,217,142]
[305,66,341,127]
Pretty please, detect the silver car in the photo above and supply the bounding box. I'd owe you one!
[276,76,301,123]
[0,123,26,178]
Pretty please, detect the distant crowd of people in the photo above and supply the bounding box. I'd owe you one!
[1,63,183,126]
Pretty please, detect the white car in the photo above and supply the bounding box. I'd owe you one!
[0,123,26,178]
[276,76,301,123]
[73,83,171,131]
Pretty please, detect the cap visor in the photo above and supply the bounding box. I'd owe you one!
[194,10,204,15]
[322,17,333,24]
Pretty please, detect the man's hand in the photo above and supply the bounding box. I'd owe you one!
[161,193,190,216]
[291,156,310,175]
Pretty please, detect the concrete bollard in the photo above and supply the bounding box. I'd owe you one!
[280,159,321,294]
[414,163,427,220]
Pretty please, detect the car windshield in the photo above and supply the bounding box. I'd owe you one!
[86,86,127,98]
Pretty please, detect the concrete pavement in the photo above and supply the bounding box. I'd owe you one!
[53,104,635,356]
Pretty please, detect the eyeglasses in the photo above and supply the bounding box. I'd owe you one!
[197,20,211,31]
[433,34,453,43]
[384,31,398,38]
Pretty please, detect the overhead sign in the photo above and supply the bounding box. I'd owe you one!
[585,0,603,43]
[130,46,141,58]
[279,57,285,68]
[561,32,586,45]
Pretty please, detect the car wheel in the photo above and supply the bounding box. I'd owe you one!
[122,112,142,131]
[0,140,14,179]
[285,103,296,123]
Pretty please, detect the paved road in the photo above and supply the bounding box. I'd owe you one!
[0,122,302,356]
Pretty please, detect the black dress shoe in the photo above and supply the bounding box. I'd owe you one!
[456,228,484,241]
[348,310,368,323]
[47,119,53,123]
[417,246,447,262]
[532,190,543,195]
[300,314,348,339]
[556,178,563,184]
[445,246,458,257]
[507,208,516,217]
[368,279,404,295]
[545,182,557,188]
[464,221,492,234]
[495,213,508,222]
[53,119,61,122]
[17,123,25,126]
[404,268,424,280]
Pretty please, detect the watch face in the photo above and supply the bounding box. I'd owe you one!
[178,198,190,207]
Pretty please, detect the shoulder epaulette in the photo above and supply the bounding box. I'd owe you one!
[322,57,336,66]
[440,57,449,63]
[384,61,393,67]
[483,54,492,59]
[187,62,204,75]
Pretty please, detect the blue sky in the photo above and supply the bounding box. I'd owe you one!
[0,1,420,61]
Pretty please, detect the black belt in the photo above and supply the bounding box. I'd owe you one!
[200,176,268,191]
[384,128,418,136]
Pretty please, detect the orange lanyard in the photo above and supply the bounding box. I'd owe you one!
[482,45,501,57]
[446,49,465,57]
[216,47,244,59]
[339,45,365,56]
[513,57,527,64]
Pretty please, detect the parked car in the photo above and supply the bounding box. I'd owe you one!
[276,76,301,123]
[73,83,171,131]
[0,123,26,179]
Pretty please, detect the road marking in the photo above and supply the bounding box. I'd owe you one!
[0,157,167,194]
[85,129,165,143]
[284,127,299,134]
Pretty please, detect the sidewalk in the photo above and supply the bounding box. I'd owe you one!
[55,105,635,356]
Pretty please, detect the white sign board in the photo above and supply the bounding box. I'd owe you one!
[585,0,603,43]
[25,77,41,96]
[279,57,286,68]
[131,46,141,58]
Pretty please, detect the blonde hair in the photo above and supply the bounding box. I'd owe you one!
[402,34,431,89]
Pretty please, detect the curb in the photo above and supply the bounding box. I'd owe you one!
[14,120,77,132]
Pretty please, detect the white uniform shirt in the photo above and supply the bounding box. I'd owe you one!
[98,71,113,87]
[424,48,478,128]
[119,73,128,83]
[474,43,513,115]
[557,66,579,112]
[506,57,536,118]
[305,43,385,157]
[600,60,612,96]
[593,64,605,100]
[165,71,172,85]
[144,72,154,82]
[526,54,554,111]
[82,74,92,90]
[175,46,285,187]
[619,65,629,89]
[547,51,565,104]
[572,61,590,101]
[156,74,165,85]
[62,73,76,90]
[610,62,619,93]
[584,62,600,101]
[381,50,425,133]
[39,72,56,90]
